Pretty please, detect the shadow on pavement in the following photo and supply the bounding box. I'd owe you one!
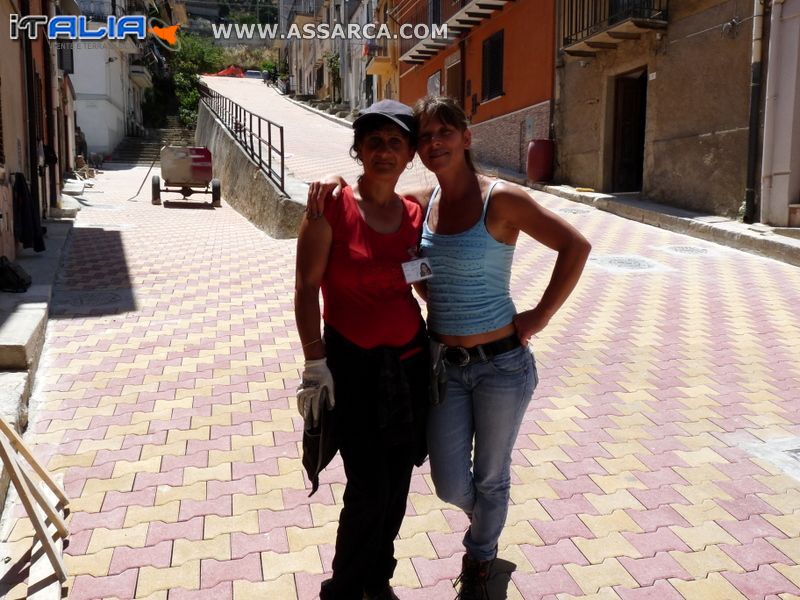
[488,558,517,599]
[161,199,216,209]
[50,227,136,319]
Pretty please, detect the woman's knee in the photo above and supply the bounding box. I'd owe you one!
[473,473,511,499]
[430,468,473,508]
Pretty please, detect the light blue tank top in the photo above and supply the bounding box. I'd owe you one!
[420,181,517,336]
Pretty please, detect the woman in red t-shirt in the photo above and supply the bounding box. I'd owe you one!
[294,100,430,600]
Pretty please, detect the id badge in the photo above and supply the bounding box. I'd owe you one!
[402,258,434,284]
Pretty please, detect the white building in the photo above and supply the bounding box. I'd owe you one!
[72,0,151,156]
[760,0,800,226]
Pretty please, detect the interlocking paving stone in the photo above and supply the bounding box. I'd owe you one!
[1,82,798,598]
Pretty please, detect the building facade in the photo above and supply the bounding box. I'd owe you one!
[555,0,756,217]
[0,0,80,259]
[72,0,150,157]
[397,0,555,173]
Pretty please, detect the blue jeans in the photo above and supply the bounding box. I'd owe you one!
[427,344,537,561]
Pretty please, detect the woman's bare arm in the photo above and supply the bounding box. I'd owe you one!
[493,185,592,343]
[294,214,333,359]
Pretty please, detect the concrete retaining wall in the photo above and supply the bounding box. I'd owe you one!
[195,102,306,239]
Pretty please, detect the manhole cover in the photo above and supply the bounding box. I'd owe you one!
[664,245,709,256]
[557,207,591,215]
[590,255,663,271]
[55,291,123,306]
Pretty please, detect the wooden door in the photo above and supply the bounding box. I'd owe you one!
[612,71,647,192]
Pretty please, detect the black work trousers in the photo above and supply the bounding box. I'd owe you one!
[319,326,429,600]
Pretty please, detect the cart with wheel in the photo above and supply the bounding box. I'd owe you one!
[152,146,221,207]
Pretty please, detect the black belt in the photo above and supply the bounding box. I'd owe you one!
[441,334,521,367]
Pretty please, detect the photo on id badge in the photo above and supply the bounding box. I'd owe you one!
[402,258,434,284]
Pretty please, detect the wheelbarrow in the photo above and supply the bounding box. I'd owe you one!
[152,146,221,207]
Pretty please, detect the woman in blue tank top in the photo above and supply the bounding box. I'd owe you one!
[413,96,591,599]
[308,96,591,600]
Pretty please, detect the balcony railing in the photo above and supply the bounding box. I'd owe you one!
[398,0,504,61]
[561,0,668,48]
[288,0,323,24]
[399,0,443,57]
[364,40,388,57]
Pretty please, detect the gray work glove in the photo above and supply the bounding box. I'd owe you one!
[296,358,336,426]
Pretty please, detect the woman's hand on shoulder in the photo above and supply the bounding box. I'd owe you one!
[307,175,348,219]
[403,186,435,211]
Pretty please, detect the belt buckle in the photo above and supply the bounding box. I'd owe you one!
[444,346,471,367]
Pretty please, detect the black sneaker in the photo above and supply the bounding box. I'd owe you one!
[453,554,493,600]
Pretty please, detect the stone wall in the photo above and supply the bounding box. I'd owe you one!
[470,100,551,174]
[195,102,306,239]
[555,0,752,217]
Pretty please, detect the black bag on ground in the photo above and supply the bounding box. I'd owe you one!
[0,256,32,293]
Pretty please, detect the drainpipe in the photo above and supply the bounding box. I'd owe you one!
[20,0,40,204]
[759,0,785,224]
[743,0,766,223]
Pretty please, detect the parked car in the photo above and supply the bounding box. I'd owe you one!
[244,70,262,79]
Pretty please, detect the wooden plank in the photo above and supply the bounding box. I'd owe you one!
[20,468,68,540]
[0,435,67,583]
[0,419,68,507]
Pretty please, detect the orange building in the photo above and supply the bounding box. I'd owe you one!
[396,0,554,174]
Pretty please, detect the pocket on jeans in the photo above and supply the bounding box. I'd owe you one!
[488,346,529,375]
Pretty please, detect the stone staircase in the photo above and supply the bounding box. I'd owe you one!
[108,116,195,165]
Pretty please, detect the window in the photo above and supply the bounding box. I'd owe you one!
[58,45,74,74]
[427,70,441,96]
[481,30,504,101]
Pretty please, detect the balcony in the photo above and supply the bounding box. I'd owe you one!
[77,0,127,19]
[560,0,668,56]
[399,0,508,64]
[130,64,152,88]
[365,41,392,77]
[288,0,324,25]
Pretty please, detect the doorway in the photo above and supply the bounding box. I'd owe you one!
[612,69,647,192]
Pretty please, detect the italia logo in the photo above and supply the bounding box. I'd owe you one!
[9,14,182,50]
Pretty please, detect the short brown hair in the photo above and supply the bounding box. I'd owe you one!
[413,96,477,173]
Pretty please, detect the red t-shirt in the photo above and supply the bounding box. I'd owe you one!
[322,186,423,349]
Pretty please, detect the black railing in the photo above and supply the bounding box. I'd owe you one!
[288,0,323,25]
[365,40,388,57]
[561,0,668,47]
[398,0,463,56]
[200,85,286,194]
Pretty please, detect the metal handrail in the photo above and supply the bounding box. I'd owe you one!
[561,0,668,47]
[199,84,286,194]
